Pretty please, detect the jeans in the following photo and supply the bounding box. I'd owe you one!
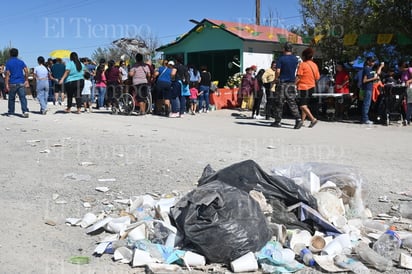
[362,88,372,122]
[170,81,181,113]
[406,103,412,122]
[90,80,95,104]
[179,95,186,115]
[96,86,106,108]
[198,85,210,111]
[171,97,180,113]
[8,83,29,114]
[273,82,300,121]
[36,79,49,112]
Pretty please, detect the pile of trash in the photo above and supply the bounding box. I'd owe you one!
[66,160,412,273]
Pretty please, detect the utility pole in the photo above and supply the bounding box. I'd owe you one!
[256,0,261,25]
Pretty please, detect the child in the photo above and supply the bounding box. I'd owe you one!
[189,83,200,115]
[82,71,93,113]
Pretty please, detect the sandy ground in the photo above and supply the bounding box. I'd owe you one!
[0,97,411,274]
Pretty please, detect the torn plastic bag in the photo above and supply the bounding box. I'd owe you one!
[198,160,317,232]
[272,162,367,218]
[169,180,272,264]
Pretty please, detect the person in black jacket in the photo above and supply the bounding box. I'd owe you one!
[198,65,211,113]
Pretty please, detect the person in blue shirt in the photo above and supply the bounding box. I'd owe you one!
[51,58,66,105]
[153,60,173,116]
[361,57,380,124]
[4,48,30,117]
[59,52,85,114]
[271,42,303,129]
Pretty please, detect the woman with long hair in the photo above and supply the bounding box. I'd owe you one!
[105,60,121,110]
[251,68,265,119]
[94,64,107,109]
[33,56,50,114]
[59,52,85,113]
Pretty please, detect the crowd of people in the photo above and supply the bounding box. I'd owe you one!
[239,43,320,129]
[0,48,216,118]
[1,45,411,126]
[238,43,412,128]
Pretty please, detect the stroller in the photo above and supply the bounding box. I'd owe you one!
[375,84,407,125]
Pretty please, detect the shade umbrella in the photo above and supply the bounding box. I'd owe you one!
[49,49,71,59]
[352,56,364,69]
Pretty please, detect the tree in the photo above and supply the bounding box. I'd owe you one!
[299,0,412,61]
[0,47,11,65]
[91,46,122,63]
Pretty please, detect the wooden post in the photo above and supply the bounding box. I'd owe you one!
[256,0,261,25]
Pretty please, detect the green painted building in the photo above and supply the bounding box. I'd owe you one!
[156,18,307,88]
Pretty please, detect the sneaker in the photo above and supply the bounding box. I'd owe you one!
[99,107,105,110]
[271,121,281,127]
[42,109,48,115]
[256,115,264,120]
[198,109,203,113]
[309,119,318,128]
[23,112,29,118]
[252,114,257,119]
[361,120,373,125]
[294,119,303,129]
[169,112,179,118]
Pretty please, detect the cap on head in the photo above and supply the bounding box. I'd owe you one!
[366,56,375,62]
[250,65,257,71]
[168,61,175,66]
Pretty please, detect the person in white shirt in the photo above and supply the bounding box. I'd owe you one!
[81,71,93,113]
[34,56,50,114]
[119,60,128,85]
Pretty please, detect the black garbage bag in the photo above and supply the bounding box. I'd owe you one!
[169,180,272,264]
[198,160,317,232]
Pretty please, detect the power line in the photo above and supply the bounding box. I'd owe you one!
[0,0,99,23]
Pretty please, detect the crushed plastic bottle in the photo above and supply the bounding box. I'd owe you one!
[135,206,153,221]
[355,242,392,272]
[372,227,401,261]
[293,243,315,267]
[300,248,315,266]
[334,254,370,274]
[104,239,127,254]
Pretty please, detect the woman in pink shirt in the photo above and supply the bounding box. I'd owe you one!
[94,64,107,109]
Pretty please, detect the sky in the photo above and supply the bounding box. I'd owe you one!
[0,0,303,67]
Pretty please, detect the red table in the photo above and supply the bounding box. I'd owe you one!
[210,88,240,110]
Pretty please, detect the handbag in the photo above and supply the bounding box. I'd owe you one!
[308,62,319,93]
